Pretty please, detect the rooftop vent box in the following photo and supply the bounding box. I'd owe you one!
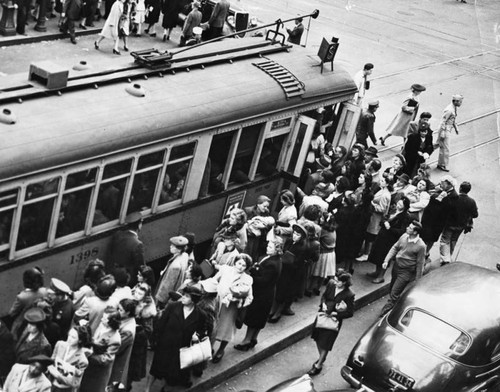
[29,61,69,89]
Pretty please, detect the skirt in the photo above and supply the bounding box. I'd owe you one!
[311,326,340,351]
[215,302,238,342]
[311,251,336,279]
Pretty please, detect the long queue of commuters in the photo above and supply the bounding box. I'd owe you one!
[0,99,479,391]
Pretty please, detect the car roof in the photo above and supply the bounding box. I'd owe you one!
[393,262,500,336]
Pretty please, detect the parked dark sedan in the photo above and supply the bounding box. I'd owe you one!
[342,262,500,392]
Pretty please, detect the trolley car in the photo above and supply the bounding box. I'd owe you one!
[0,30,359,315]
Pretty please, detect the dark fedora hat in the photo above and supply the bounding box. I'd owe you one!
[27,354,53,367]
[411,83,426,92]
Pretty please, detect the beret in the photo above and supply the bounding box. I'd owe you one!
[170,236,189,247]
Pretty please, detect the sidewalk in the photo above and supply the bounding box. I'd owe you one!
[136,259,393,392]
[0,13,104,47]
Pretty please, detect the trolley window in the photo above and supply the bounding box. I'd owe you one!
[230,123,263,184]
[158,142,196,206]
[205,132,236,195]
[94,159,132,225]
[127,150,165,215]
[17,177,60,250]
[257,134,287,176]
[0,189,18,257]
[56,168,97,238]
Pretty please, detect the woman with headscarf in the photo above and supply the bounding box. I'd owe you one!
[146,286,206,391]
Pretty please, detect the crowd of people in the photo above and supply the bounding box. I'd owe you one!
[0,93,479,390]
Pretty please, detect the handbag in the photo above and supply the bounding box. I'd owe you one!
[200,259,215,278]
[179,337,212,369]
[315,312,339,331]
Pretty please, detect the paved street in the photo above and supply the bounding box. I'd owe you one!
[208,297,386,392]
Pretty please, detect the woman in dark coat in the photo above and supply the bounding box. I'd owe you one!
[146,286,206,391]
[144,0,161,36]
[334,193,358,272]
[403,125,434,178]
[366,197,412,284]
[161,0,181,41]
[233,237,283,351]
[343,144,365,190]
[308,271,354,376]
[269,224,310,323]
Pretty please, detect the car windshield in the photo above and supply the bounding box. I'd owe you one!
[395,309,471,356]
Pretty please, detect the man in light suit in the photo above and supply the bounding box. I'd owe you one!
[206,0,230,39]
[107,212,144,287]
[4,355,52,392]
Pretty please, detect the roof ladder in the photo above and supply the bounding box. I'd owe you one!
[253,60,305,99]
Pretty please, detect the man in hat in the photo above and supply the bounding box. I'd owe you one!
[437,95,464,172]
[298,183,329,217]
[408,111,432,137]
[364,146,378,164]
[286,16,304,45]
[50,278,75,340]
[205,0,230,39]
[380,83,426,145]
[353,63,374,105]
[107,211,144,287]
[155,236,190,309]
[4,354,52,392]
[380,221,426,316]
[180,0,202,47]
[355,100,379,149]
[403,117,434,177]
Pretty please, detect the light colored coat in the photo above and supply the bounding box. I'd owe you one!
[155,252,189,305]
[3,364,51,392]
[109,316,136,385]
[48,340,90,391]
[367,188,391,235]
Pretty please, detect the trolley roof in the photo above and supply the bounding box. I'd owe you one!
[0,38,357,181]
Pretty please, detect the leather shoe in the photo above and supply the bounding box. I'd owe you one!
[307,365,322,376]
[94,41,99,50]
[212,350,224,363]
[496,263,500,272]
[268,316,280,323]
[248,339,258,348]
[124,46,129,52]
[313,289,321,296]
[282,308,295,316]
[437,165,450,172]
[113,49,121,55]
[79,23,87,30]
[234,343,251,351]
[372,277,385,284]
[366,271,378,278]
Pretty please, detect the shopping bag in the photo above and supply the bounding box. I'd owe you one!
[315,312,339,331]
[179,337,212,369]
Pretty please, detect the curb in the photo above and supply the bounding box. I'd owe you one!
[0,28,100,47]
[187,282,390,392]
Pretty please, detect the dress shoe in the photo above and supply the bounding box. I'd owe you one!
[356,254,368,262]
[71,38,77,44]
[212,350,224,363]
[248,339,258,348]
[94,41,99,50]
[496,263,500,272]
[162,33,166,41]
[149,32,156,37]
[268,316,280,323]
[366,271,378,278]
[307,365,322,376]
[379,137,385,146]
[282,308,295,316]
[440,261,450,266]
[87,23,95,27]
[79,23,87,30]
[437,165,450,172]
[144,28,149,33]
[234,343,251,351]
[124,46,129,51]
[313,288,321,296]
[113,49,121,55]
[372,277,385,284]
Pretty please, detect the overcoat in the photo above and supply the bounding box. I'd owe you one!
[161,0,181,29]
[49,340,90,391]
[8,287,49,339]
[109,316,136,385]
[366,188,391,235]
[15,330,52,364]
[100,0,123,39]
[421,189,459,243]
[275,239,310,303]
[311,280,354,351]
[385,95,419,138]
[149,302,206,385]
[243,254,282,329]
[3,363,51,392]
[368,211,412,267]
[155,252,189,305]
[403,131,434,177]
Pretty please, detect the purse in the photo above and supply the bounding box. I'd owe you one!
[315,312,339,331]
[179,337,212,369]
